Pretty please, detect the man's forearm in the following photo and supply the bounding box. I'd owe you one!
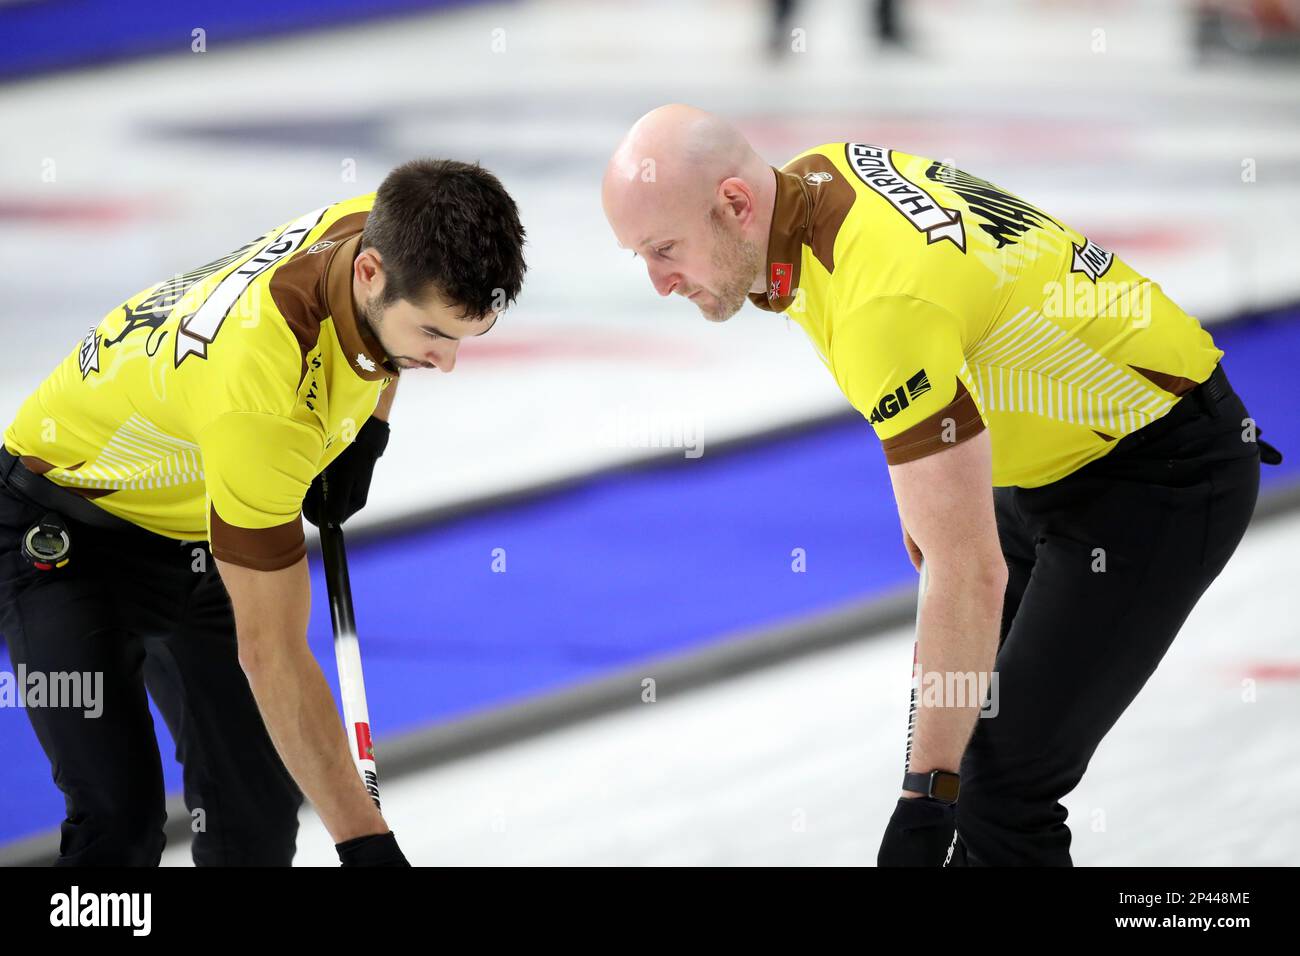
[239,636,387,843]
[904,568,1003,793]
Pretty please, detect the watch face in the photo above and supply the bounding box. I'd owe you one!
[25,525,69,561]
[932,773,960,802]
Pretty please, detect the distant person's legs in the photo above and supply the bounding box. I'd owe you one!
[770,0,797,57]
[877,0,904,45]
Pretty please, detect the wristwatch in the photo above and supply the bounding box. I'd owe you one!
[902,770,960,804]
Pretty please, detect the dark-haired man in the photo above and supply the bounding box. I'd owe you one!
[0,159,527,866]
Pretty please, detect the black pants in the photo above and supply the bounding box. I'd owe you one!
[0,486,302,866]
[956,367,1263,865]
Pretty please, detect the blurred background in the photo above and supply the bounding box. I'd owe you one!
[0,0,1297,865]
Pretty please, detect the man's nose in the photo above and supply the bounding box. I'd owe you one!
[430,338,459,373]
[648,262,679,298]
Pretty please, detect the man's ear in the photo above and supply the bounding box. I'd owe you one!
[354,248,384,297]
[718,176,755,225]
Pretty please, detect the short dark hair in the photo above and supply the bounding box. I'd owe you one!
[361,158,526,318]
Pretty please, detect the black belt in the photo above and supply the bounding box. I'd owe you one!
[0,444,148,534]
[1190,361,1230,417]
[1194,363,1282,464]
[1116,363,1282,465]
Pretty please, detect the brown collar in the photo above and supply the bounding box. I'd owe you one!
[748,167,813,314]
[324,234,396,381]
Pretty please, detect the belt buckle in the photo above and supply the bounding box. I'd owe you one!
[1205,366,1226,404]
[1193,365,1225,418]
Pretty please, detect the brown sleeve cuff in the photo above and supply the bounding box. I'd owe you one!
[209,504,306,571]
[880,379,986,465]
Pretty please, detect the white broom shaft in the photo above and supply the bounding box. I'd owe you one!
[321,516,381,809]
[334,632,375,772]
[904,559,928,774]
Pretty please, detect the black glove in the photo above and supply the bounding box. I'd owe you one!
[336,830,410,867]
[303,417,390,528]
[877,796,964,867]
[1256,426,1282,465]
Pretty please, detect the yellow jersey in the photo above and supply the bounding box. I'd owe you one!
[748,143,1222,487]
[3,194,396,570]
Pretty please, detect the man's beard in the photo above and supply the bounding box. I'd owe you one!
[698,211,763,323]
[360,295,400,369]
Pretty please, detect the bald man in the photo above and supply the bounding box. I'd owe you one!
[603,105,1279,866]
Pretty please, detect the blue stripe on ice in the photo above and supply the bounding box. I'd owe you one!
[0,0,484,81]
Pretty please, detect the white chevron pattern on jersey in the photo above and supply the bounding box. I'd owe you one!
[964,307,1177,436]
[56,413,204,490]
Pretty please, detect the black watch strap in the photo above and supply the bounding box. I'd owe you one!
[903,770,961,804]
